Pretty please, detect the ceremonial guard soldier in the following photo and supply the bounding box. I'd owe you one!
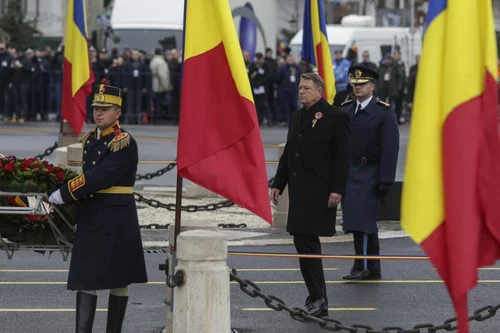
[49,79,148,333]
[271,73,350,317]
[340,66,399,280]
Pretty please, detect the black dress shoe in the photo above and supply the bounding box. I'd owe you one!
[363,271,382,280]
[342,269,370,280]
[305,298,327,317]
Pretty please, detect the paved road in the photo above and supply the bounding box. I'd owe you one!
[0,237,498,332]
[0,122,409,187]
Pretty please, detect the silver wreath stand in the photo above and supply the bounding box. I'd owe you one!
[0,191,75,261]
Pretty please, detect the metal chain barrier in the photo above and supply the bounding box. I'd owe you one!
[134,192,235,212]
[229,268,500,333]
[135,162,177,181]
[134,177,275,213]
[34,141,59,160]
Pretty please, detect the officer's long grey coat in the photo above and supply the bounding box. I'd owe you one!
[272,99,350,237]
[341,98,399,234]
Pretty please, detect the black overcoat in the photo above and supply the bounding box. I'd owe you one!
[60,122,148,290]
[272,99,350,236]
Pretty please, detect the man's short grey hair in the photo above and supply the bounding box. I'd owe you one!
[300,73,325,90]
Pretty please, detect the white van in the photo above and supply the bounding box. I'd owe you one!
[288,25,422,73]
[108,0,277,56]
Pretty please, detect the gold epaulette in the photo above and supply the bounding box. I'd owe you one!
[81,129,94,143]
[108,132,130,152]
[341,99,354,106]
[377,100,391,109]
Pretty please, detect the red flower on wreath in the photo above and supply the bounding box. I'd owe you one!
[20,159,31,171]
[55,172,65,181]
[4,161,15,173]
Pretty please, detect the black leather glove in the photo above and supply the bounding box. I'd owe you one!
[376,183,389,198]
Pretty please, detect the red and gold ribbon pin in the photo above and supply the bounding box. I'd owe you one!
[312,112,323,128]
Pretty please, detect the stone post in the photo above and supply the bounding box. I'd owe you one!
[58,120,84,148]
[272,143,288,228]
[66,143,83,174]
[164,219,218,333]
[54,147,68,167]
[173,230,230,333]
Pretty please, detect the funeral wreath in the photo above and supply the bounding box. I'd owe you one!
[0,155,77,245]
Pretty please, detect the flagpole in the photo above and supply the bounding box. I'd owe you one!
[165,0,188,331]
[173,174,183,250]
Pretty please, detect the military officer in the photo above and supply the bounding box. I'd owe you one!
[340,65,399,280]
[271,73,350,317]
[48,79,148,333]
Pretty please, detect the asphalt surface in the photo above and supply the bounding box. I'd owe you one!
[0,238,499,332]
[3,122,493,333]
[0,121,409,186]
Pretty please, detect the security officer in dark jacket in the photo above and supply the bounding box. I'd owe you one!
[271,73,350,317]
[340,66,399,281]
[48,79,148,333]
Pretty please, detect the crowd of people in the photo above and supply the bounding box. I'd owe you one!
[0,40,419,126]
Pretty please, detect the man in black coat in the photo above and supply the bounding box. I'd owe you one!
[270,73,350,317]
[49,79,148,333]
[340,65,399,281]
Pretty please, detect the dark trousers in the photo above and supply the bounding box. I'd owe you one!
[279,90,299,123]
[254,94,273,125]
[153,92,166,120]
[391,97,404,120]
[293,234,327,303]
[126,88,142,124]
[352,231,381,272]
[7,83,28,119]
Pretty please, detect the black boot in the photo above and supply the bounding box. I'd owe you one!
[75,292,97,333]
[106,294,129,333]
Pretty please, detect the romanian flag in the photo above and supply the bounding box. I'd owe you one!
[177,0,272,224]
[401,0,500,332]
[62,0,94,135]
[301,0,336,104]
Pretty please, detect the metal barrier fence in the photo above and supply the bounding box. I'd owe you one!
[0,70,170,124]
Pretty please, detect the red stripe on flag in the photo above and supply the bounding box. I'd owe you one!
[177,43,271,223]
[315,43,326,100]
[61,59,93,135]
[422,72,500,333]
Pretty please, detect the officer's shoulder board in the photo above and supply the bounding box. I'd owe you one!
[80,129,94,144]
[108,129,130,152]
[377,100,391,109]
[340,99,354,106]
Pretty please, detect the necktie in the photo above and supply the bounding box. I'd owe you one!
[355,104,362,115]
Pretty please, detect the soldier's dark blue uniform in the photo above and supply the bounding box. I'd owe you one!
[340,66,399,280]
[60,122,148,291]
[52,80,147,332]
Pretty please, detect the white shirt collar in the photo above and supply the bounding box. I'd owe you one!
[96,128,102,139]
[356,96,373,112]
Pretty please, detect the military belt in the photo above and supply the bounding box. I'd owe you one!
[96,186,134,194]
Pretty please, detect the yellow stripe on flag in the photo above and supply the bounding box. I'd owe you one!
[320,33,335,103]
[401,13,446,243]
[310,0,320,66]
[183,0,253,103]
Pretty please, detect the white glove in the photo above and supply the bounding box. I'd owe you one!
[48,189,64,205]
